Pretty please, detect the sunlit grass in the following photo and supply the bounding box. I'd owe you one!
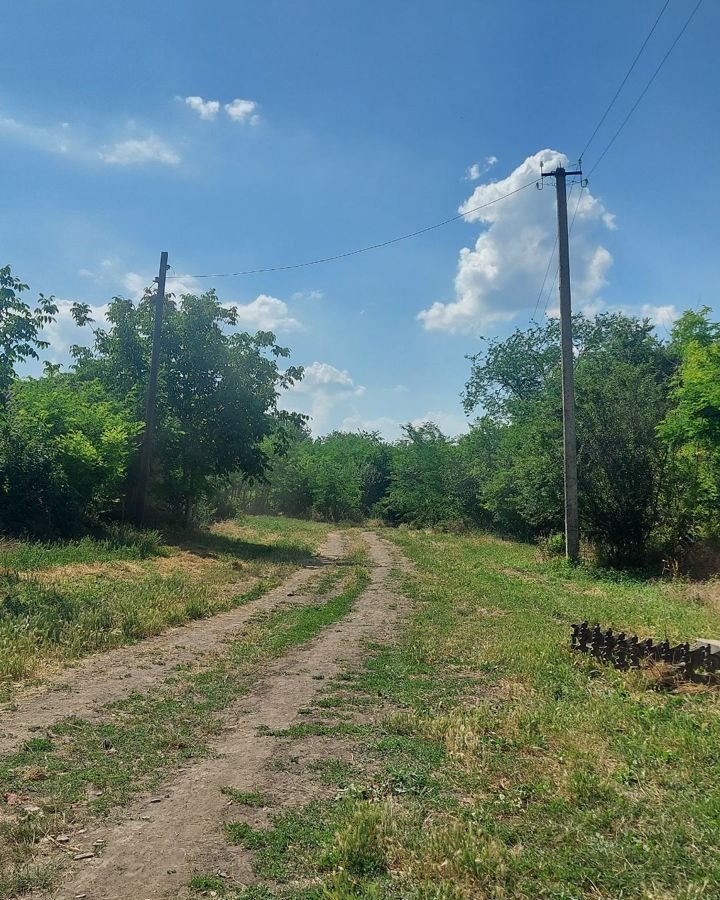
[0,516,332,689]
[196,528,720,899]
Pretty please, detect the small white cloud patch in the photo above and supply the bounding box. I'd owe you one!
[224,99,261,125]
[184,96,220,120]
[466,156,498,180]
[229,295,300,332]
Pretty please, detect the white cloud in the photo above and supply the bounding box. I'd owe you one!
[119,273,299,332]
[224,98,261,125]
[340,414,404,440]
[291,290,324,302]
[339,409,470,441]
[641,303,679,329]
[99,136,180,165]
[0,114,78,156]
[419,149,615,335]
[1,111,181,167]
[466,155,498,180]
[42,300,110,357]
[123,272,149,297]
[184,96,220,120]
[409,410,470,437]
[229,294,300,332]
[283,362,365,435]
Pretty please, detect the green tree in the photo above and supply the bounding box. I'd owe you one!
[464,313,676,560]
[384,424,464,528]
[660,309,720,544]
[73,288,302,520]
[0,266,58,394]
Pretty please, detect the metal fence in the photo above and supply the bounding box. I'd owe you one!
[571,621,720,678]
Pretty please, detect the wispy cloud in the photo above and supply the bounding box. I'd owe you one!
[466,155,498,180]
[0,115,76,157]
[99,136,180,165]
[0,111,181,167]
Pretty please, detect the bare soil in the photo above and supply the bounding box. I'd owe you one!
[46,531,407,900]
[0,531,348,755]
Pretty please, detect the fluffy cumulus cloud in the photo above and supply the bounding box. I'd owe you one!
[99,136,180,165]
[184,96,220,120]
[181,95,261,125]
[419,149,615,335]
[228,294,300,331]
[224,98,261,125]
[282,362,365,435]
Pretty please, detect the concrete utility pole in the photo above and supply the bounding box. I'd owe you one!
[541,165,582,562]
[133,251,169,523]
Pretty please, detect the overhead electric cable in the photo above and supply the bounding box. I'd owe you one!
[578,0,672,162]
[588,0,704,174]
[532,234,558,323]
[166,179,539,280]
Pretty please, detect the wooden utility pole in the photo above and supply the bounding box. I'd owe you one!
[133,251,169,523]
[541,165,581,562]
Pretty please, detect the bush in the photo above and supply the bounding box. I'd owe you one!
[0,375,139,536]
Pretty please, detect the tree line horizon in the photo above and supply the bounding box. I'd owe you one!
[2,262,719,568]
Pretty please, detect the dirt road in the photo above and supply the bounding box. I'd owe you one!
[0,531,349,755]
[39,530,408,899]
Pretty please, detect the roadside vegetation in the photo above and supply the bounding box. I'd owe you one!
[239,309,720,570]
[189,528,720,899]
[0,516,330,691]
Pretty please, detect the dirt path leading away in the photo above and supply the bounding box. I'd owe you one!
[51,532,407,900]
[0,531,348,755]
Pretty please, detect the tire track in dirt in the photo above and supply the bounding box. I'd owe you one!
[50,532,407,900]
[0,531,348,755]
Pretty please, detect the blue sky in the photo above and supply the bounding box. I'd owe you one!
[3,0,718,437]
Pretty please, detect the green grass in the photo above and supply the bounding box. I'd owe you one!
[194,528,720,900]
[0,565,369,898]
[0,524,165,572]
[221,787,273,807]
[0,516,331,688]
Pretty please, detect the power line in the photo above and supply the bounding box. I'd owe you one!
[531,234,557,323]
[588,0,704,175]
[166,179,539,280]
[578,0,672,162]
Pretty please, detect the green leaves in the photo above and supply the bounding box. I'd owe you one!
[0,265,58,393]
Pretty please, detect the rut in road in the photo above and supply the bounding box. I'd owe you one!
[50,531,407,900]
[0,530,348,755]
